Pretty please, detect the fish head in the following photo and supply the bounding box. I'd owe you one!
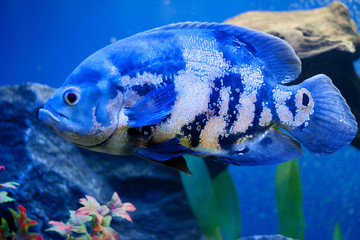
[39,64,125,148]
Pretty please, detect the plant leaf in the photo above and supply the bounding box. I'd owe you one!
[92,236,103,240]
[46,221,73,236]
[213,169,241,239]
[76,195,110,223]
[0,218,10,239]
[10,205,38,228]
[20,233,44,240]
[69,210,92,225]
[93,221,104,232]
[299,209,305,240]
[181,156,223,240]
[76,234,92,240]
[102,216,112,227]
[98,225,119,240]
[333,222,343,240]
[92,222,118,240]
[108,192,122,210]
[275,159,303,239]
[0,182,19,189]
[108,192,136,222]
[71,224,89,234]
[9,205,44,240]
[0,191,15,203]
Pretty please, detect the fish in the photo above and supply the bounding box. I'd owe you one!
[39,22,357,174]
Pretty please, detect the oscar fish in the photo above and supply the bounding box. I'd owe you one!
[39,22,357,173]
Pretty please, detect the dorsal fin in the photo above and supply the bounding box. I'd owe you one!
[143,22,301,84]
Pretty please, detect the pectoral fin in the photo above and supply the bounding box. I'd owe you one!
[125,83,176,127]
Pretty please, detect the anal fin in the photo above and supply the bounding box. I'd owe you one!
[226,127,302,166]
[147,156,193,175]
[135,137,198,173]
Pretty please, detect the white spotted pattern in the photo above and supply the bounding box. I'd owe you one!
[230,64,264,134]
[120,72,164,89]
[259,102,273,127]
[272,87,293,125]
[153,31,232,144]
[272,87,314,127]
[293,88,314,127]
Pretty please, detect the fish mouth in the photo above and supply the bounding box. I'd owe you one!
[39,104,68,130]
[39,108,60,125]
[39,105,68,125]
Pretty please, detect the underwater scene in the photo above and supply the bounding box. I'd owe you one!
[1,0,360,239]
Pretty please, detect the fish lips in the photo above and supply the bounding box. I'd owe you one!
[39,108,60,124]
[38,105,66,130]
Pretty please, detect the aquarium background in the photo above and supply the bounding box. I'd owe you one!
[1,0,360,239]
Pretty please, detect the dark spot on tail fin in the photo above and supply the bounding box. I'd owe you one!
[302,93,309,106]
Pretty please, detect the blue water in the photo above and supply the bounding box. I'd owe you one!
[2,0,360,88]
[1,0,360,239]
[230,145,360,239]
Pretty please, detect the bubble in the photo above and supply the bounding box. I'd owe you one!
[110,37,117,43]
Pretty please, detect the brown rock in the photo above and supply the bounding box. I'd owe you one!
[225,1,360,59]
[225,1,360,148]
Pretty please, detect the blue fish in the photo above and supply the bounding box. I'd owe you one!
[39,22,357,173]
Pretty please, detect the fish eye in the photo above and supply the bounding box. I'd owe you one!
[63,87,80,105]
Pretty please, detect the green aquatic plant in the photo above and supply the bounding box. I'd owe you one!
[0,166,43,240]
[275,159,304,239]
[0,166,19,204]
[213,169,242,240]
[332,222,343,240]
[47,192,136,240]
[8,205,44,240]
[180,156,241,240]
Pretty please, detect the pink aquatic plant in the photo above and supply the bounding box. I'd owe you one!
[48,192,136,240]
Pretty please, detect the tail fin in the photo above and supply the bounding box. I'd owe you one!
[288,74,357,155]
